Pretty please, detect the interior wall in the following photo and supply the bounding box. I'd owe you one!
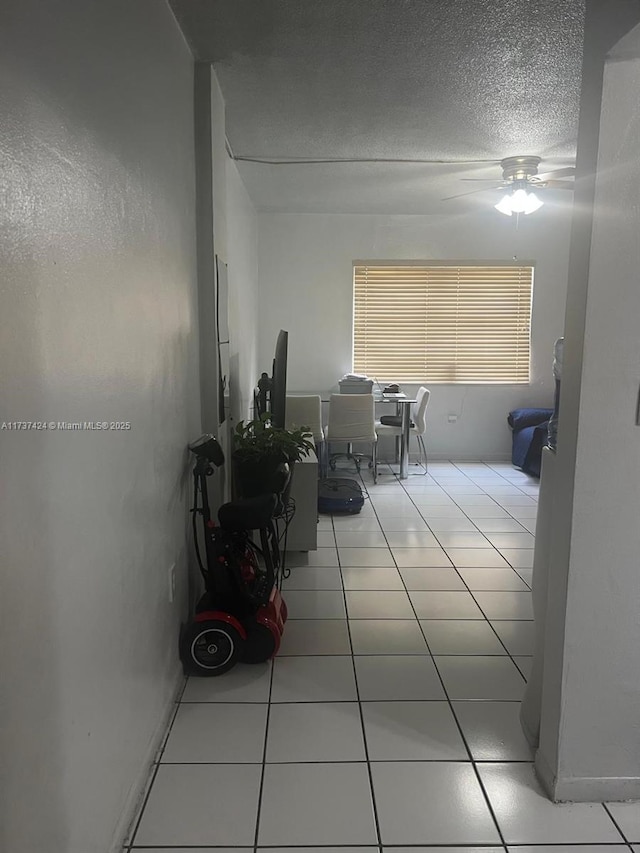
[257,210,571,458]
[537,11,640,802]
[226,160,260,425]
[535,0,640,802]
[0,2,200,851]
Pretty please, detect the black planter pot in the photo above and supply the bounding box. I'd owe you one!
[232,453,293,504]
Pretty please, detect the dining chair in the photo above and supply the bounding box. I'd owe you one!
[375,386,431,473]
[324,393,377,483]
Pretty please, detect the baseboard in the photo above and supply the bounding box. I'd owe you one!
[553,775,640,803]
[536,752,640,802]
[110,667,186,852]
[427,453,512,462]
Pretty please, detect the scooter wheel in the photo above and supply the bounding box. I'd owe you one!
[182,619,243,676]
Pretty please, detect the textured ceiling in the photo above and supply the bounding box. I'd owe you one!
[169,0,586,213]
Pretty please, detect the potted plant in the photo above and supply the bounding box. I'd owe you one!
[232,412,316,501]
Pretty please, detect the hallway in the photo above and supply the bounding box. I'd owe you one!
[124,461,639,850]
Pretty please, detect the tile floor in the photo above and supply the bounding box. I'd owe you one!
[124,460,640,852]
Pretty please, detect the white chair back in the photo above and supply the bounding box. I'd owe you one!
[412,387,431,435]
[286,395,323,442]
[326,394,376,442]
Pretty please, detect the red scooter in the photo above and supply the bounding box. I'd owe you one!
[179,435,288,676]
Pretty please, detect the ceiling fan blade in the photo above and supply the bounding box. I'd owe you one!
[536,167,575,181]
[543,179,575,190]
[460,178,505,182]
[442,186,501,200]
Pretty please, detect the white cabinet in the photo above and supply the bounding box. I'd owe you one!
[285,453,318,552]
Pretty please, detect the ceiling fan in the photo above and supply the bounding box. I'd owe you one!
[443,155,575,214]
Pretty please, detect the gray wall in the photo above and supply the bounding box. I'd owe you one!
[0,2,200,850]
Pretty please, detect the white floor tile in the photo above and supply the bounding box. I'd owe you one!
[505,846,628,853]
[266,702,365,762]
[134,764,261,846]
[497,495,538,506]
[474,518,532,533]
[282,589,347,619]
[435,656,525,700]
[516,568,533,586]
[345,589,414,618]
[339,546,395,566]
[330,516,382,531]
[479,763,623,844]
[399,566,466,590]
[434,532,493,548]
[419,506,470,518]
[514,656,532,680]
[445,548,510,567]
[162,703,267,763]
[464,506,512,519]
[271,655,357,702]
[362,701,467,760]
[474,591,534,620]
[132,849,252,852]
[335,530,389,547]
[258,763,377,845]
[507,506,539,519]
[317,530,337,547]
[490,620,536,655]
[420,620,506,655]
[371,762,501,845]
[354,655,445,700]
[501,549,535,568]
[443,484,486,495]
[379,518,430,531]
[257,850,378,853]
[349,619,429,655]
[181,664,271,703]
[409,590,484,619]
[409,493,458,506]
[282,566,343,590]
[485,532,536,549]
[606,801,640,842]
[278,619,351,655]
[392,547,454,567]
[342,567,404,589]
[453,701,534,760]
[287,547,339,567]
[384,530,440,547]
[454,495,502,506]
[482,486,530,495]
[426,517,479,531]
[458,567,530,591]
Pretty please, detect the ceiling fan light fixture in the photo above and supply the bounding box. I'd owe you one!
[494,186,544,216]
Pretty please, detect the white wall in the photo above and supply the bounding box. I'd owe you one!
[258,210,571,458]
[537,12,640,802]
[0,2,200,850]
[226,160,260,425]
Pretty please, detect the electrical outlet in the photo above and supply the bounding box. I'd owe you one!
[169,562,176,603]
[448,414,458,423]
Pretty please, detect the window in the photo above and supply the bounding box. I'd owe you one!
[353,262,533,384]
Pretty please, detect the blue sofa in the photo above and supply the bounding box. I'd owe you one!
[508,408,553,477]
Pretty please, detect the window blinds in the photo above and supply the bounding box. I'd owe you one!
[353,263,533,384]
